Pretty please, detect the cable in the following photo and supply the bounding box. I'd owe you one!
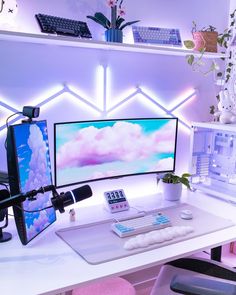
[129,205,147,215]
[227,199,236,207]
[15,204,53,213]
[5,112,22,129]
[0,182,8,189]
[4,111,22,149]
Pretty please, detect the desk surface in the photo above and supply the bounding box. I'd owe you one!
[1,191,236,295]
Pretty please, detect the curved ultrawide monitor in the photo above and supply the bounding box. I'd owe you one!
[54,117,178,188]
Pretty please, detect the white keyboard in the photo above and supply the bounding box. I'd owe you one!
[132,26,182,46]
[123,225,194,250]
[111,212,171,238]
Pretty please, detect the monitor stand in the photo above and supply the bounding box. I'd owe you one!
[0,228,12,243]
[0,210,12,243]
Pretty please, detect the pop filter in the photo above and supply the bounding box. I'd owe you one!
[0,189,12,243]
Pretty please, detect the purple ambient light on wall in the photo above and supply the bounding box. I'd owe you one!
[0,65,196,135]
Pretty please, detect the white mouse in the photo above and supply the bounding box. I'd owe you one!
[180,209,193,220]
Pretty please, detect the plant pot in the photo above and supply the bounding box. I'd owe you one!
[162,182,182,201]
[105,29,123,43]
[193,31,218,53]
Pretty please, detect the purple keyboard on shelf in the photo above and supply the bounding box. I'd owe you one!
[132,26,182,46]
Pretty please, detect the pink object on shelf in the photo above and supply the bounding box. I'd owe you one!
[230,242,236,254]
[193,31,218,52]
[72,277,136,295]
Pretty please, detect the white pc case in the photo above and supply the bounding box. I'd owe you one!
[189,121,236,202]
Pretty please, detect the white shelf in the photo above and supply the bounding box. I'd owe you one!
[0,29,227,58]
[192,121,236,132]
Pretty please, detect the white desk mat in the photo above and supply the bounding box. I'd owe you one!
[56,203,235,265]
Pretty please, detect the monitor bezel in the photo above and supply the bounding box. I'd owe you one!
[54,117,178,188]
[7,120,56,245]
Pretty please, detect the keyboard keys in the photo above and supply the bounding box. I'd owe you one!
[132,26,182,46]
[35,13,92,38]
[111,213,172,238]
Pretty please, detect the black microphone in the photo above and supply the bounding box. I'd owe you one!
[51,185,93,213]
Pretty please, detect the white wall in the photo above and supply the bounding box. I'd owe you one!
[0,0,231,205]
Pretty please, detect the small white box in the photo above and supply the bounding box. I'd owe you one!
[104,189,130,213]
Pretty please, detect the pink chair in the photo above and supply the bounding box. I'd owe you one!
[72,277,136,295]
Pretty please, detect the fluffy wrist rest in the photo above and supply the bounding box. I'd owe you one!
[170,274,236,295]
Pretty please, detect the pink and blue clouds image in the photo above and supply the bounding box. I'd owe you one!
[14,121,56,241]
[55,118,177,187]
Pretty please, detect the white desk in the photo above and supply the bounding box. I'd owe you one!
[1,191,236,295]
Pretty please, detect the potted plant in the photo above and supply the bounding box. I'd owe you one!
[184,23,231,76]
[192,22,219,53]
[183,12,236,120]
[87,0,140,43]
[161,172,191,201]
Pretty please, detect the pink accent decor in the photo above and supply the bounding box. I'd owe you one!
[193,31,218,53]
[72,277,136,295]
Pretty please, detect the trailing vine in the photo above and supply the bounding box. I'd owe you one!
[210,9,236,116]
[217,9,236,86]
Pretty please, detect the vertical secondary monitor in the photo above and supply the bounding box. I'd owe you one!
[7,120,56,245]
[54,117,178,188]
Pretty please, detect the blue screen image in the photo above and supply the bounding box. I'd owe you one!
[14,121,56,241]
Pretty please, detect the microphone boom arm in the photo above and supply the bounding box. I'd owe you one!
[0,184,92,213]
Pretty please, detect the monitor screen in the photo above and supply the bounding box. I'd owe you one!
[7,120,56,245]
[54,118,178,188]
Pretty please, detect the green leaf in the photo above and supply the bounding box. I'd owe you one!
[162,172,191,189]
[94,12,111,28]
[184,40,195,49]
[192,21,197,33]
[120,20,140,30]
[209,61,220,71]
[209,105,215,115]
[87,13,111,29]
[169,176,179,184]
[182,173,191,178]
[180,178,190,189]
[186,54,194,65]
[116,17,125,29]
[226,74,230,83]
